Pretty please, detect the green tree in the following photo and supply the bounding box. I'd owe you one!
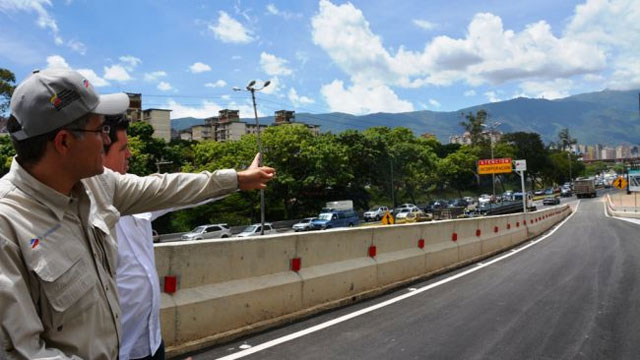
[459,109,488,146]
[0,135,15,176]
[556,128,577,151]
[0,68,16,114]
[500,132,550,190]
[436,146,480,197]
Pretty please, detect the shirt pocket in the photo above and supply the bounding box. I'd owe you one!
[32,255,97,329]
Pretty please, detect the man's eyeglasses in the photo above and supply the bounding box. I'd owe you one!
[67,124,111,135]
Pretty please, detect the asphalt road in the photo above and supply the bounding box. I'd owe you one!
[187,194,640,360]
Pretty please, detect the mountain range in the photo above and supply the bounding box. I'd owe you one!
[172,89,640,145]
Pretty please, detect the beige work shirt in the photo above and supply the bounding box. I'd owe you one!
[0,159,237,359]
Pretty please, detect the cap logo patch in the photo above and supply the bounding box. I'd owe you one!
[83,79,89,88]
[30,238,40,249]
[49,89,81,111]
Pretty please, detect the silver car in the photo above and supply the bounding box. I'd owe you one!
[236,223,277,237]
[292,217,317,232]
[181,224,232,241]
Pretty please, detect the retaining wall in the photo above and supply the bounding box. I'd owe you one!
[156,205,571,356]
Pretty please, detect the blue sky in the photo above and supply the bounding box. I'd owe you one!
[1,0,639,119]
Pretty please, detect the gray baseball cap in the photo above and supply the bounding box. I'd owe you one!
[9,68,130,140]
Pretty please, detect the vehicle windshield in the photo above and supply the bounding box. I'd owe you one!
[318,213,333,221]
[300,218,312,223]
[241,225,258,233]
[190,226,206,234]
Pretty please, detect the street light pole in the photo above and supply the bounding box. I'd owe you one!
[482,121,502,200]
[234,80,271,235]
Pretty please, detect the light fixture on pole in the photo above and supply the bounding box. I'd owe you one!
[233,80,271,235]
[481,121,502,200]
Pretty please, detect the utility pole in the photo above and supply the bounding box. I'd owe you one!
[234,80,271,235]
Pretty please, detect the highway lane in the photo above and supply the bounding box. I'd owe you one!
[188,195,640,360]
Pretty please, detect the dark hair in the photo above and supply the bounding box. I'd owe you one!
[103,114,130,152]
[7,113,92,168]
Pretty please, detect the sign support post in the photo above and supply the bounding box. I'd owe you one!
[515,160,527,213]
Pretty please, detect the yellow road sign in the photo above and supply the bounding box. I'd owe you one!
[381,211,394,225]
[478,158,513,175]
[613,176,627,190]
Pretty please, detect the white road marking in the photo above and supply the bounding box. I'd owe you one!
[216,205,580,360]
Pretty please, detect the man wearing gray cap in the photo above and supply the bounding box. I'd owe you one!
[0,69,275,359]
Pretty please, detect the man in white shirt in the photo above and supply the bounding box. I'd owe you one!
[101,114,165,360]
[102,114,229,359]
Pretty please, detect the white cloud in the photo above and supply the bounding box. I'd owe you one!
[288,88,315,107]
[46,54,70,69]
[67,39,86,54]
[189,62,212,73]
[413,19,436,31]
[144,71,167,82]
[157,81,173,91]
[119,55,142,70]
[231,55,242,60]
[583,74,605,83]
[45,55,109,87]
[209,11,254,44]
[519,79,573,99]
[563,0,640,90]
[266,3,302,19]
[77,69,109,87]
[258,77,281,95]
[0,0,61,46]
[104,64,132,82]
[485,91,501,103]
[260,52,293,76]
[464,89,477,96]
[164,99,264,119]
[205,80,227,88]
[429,99,441,108]
[311,0,613,100]
[321,80,414,115]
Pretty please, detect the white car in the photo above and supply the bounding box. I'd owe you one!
[292,217,316,232]
[478,194,492,205]
[181,224,232,241]
[394,206,420,221]
[363,205,389,221]
[236,223,277,237]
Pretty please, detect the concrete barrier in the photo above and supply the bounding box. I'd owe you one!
[606,194,640,219]
[156,205,571,356]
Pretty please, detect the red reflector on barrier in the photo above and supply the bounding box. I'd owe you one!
[418,239,425,249]
[516,222,520,227]
[291,257,301,272]
[476,229,481,237]
[494,226,499,233]
[452,233,458,241]
[368,245,377,257]
[164,276,177,294]
[507,223,511,230]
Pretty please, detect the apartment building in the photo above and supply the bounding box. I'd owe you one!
[125,93,172,142]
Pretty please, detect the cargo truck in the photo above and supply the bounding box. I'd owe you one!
[573,178,597,198]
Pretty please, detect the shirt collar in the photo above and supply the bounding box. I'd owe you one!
[7,158,79,222]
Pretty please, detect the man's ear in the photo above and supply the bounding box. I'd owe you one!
[52,130,73,154]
